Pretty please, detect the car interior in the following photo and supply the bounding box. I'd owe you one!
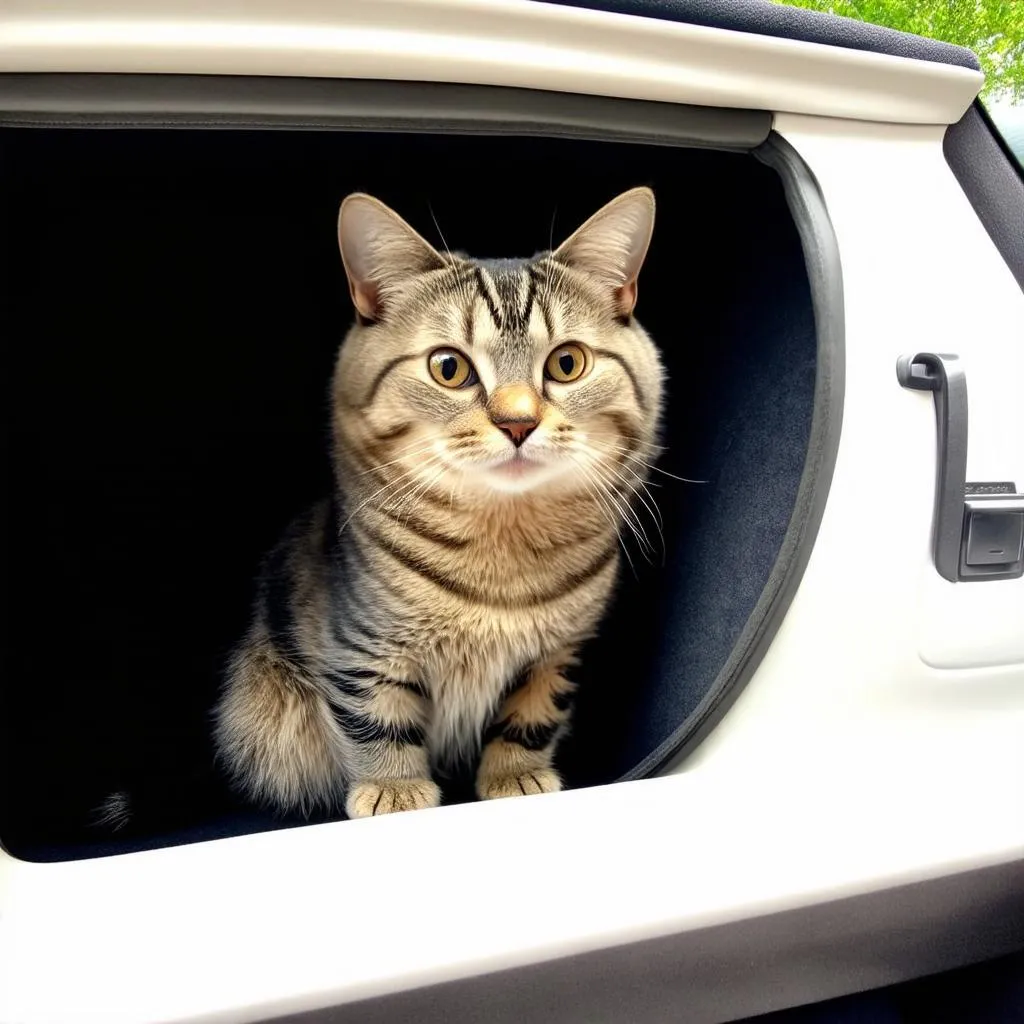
[0,124,820,861]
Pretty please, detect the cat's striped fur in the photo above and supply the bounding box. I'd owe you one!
[214,188,664,818]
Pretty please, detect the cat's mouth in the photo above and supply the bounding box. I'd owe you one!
[476,447,558,492]
[442,440,573,493]
[493,452,539,478]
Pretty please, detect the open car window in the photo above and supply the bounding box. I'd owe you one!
[985,98,1024,171]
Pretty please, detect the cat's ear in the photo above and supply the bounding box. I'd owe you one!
[553,187,655,316]
[338,193,446,322]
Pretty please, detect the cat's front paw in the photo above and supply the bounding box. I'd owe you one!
[346,778,441,818]
[476,769,562,801]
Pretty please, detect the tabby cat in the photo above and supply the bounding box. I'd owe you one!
[214,187,664,818]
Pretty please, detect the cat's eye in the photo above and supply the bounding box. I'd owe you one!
[544,343,589,384]
[428,348,477,389]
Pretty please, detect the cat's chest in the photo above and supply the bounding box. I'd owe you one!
[415,570,613,759]
[421,599,570,686]
[404,506,618,667]
[420,611,547,761]
[359,497,617,755]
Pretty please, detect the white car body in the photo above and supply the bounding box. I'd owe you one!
[0,2,1022,1022]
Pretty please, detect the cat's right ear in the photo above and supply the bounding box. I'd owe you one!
[337,194,446,322]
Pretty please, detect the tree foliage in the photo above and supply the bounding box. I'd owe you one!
[774,0,1024,99]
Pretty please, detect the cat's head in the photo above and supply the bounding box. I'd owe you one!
[332,189,663,499]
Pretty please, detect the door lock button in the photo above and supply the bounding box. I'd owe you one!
[959,498,1024,580]
[965,510,1024,566]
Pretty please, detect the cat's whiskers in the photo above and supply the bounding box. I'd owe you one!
[587,437,707,484]
[355,440,441,477]
[584,457,658,563]
[586,453,666,565]
[376,454,447,519]
[564,451,639,579]
[585,437,693,563]
[428,204,454,263]
[587,436,662,461]
[591,463,660,564]
[388,461,450,523]
[587,445,664,527]
[338,455,443,534]
[569,448,651,554]
[602,466,667,569]
[430,206,480,308]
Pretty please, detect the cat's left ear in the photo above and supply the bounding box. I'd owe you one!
[552,187,655,317]
[338,193,446,322]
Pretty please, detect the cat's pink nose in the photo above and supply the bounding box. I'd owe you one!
[488,384,541,448]
[497,421,537,448]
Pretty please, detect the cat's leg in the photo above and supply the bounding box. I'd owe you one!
[475,658,576,800]
[331,673,441,818]
[215,641,347,816]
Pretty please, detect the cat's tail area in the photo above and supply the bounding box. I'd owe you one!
[5,758,281,861]
[92,790,133,831]
[84,764,238,843]
[79,767,307,855]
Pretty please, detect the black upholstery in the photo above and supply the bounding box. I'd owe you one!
[537,0,980,70]
[0,127,815,859]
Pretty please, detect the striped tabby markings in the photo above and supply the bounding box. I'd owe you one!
[519,266,539,331]
[520,521,609,556]
[261,542,313,671]
[326,665,439,819]
[339,444,467,515]
[372,421,414,443]
[361,353,420,409]
[330,704,425,748]
[376,505,470,550]
[473,266,503,330]
[217,187,662,821]
[359,518,619,607]
[325,667,429,705]
[590,347,648,412]
[476,663,576,800]
[339,442,392,487]
[527,263,556,340]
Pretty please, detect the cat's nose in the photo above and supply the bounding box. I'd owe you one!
[497,421,537,448]
[488,384,541,448]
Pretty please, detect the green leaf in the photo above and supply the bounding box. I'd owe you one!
[773,0,1024,101]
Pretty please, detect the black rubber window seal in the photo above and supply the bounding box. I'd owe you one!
[622,132,845,780]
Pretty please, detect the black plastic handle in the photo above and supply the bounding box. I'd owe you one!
[896,352,968,582]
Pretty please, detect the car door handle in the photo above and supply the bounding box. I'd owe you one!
[898,352,1024,582]
[897,352,967,582]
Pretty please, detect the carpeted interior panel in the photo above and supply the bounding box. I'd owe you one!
[0,128,815,860]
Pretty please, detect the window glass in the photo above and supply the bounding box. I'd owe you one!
[985,100,1024,171]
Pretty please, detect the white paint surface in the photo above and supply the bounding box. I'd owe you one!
[2,10,1024,1024]
[0,0,981,125]
[768,114,1024,672]
[1,765,1022,1024]
[2,111,1023,1022]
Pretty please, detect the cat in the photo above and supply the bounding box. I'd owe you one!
[213,187,664,819]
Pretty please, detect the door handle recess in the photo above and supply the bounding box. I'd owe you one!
[897,352,1024,583]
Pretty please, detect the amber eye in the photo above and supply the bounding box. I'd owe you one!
[544,343,589,384]
[428,349,477,389]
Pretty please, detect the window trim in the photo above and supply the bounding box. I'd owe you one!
[944,100,1024,293]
